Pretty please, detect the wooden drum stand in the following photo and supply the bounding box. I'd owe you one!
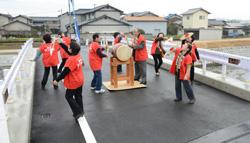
[110,57,134,88]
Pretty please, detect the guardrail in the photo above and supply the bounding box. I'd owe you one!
[198,48,250,76]
[91,37,250,79]
[0,38,33,143]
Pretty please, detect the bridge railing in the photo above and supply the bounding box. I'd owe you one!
[0,38,33,143]
[95,37,250,80]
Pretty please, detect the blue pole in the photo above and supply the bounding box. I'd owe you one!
[70,0,81,44]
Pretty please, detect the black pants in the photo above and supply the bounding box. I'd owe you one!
[65,86,84,117]
[152,54,163,73]
[41,66,58,86]
[175,71,195,100]
[58,58,67,73]
[190,62,195,82]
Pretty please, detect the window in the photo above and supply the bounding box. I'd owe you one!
[186,16,190,20]
[199,16,205,20]
[81,15,86,21]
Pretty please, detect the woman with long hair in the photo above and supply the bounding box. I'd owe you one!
[169,41,196,104]
[151,33,166,76]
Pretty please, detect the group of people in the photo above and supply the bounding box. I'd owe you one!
[34,29,200,122]
[34,32,84,121]
[151,32,199,104]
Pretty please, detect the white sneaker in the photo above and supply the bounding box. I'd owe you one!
[90,87,95,90]
[95,89,105,94]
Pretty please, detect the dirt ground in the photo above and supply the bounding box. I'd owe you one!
[195,38,250,48]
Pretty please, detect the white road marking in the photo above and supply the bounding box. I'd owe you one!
[78,116,97,143]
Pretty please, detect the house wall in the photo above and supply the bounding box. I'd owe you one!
[128,21,167,35]
[81,25,130,34]
[192,11,208,29]
[182,15,194,29]
[0,16,10,27]
[60,13,70,32]
[199,29,222,40]
[95,10,121,19]
[183,10,208,29]
[13,17,31,24]
[4,22,31,31]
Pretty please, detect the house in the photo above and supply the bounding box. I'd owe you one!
[13,15,32,25]
[182,8,210,29]
[165,14,183,35]
[0,13,12,27]
[126,11,159,17]
[208,19,226,29]
[223,23,245,37]
[59,4,132,35]
[181,8,222,40]
[165,13,182,23]
[79,15,131,34]
[30,17,60,34]
[1,20,33,35]
[0,29,6,39]
[123,13,167,35]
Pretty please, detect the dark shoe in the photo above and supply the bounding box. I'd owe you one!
[54,85,58,90]
[174,98,182,102]
[134,78,139,81]
[140,81,147,85]
[188,99,196,104]
[75,112,84,119]
[41,84,45,90]
[74,112,84,123]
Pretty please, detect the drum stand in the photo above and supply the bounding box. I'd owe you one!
[110,57,134,88]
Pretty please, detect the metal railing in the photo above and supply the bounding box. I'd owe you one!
[86,36,250,84]
[0,38,33,143]
[122,38,250,83]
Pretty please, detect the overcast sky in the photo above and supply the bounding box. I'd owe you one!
[0,0,249,20]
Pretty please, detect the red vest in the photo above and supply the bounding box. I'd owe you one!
[88,42,103,71]
[60,36,71,59]
[170,48,193,80]
[151,41,158,55]
[39,43,59,67]
[64,54,84,89]
[135,34,148,61]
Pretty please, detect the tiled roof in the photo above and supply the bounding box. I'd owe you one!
[124,16,167,22]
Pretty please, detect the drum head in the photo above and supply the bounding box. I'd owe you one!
[116,45,132,61]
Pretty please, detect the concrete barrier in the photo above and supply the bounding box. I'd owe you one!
[147,56,250,101]
[5,47,36,143]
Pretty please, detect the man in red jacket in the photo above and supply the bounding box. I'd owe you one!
[34,34,60,90]
[53,41,84,121]
[113,32,123,73]
[169,42,195,104]
[129,29,148,85]
[89,33,107,94]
